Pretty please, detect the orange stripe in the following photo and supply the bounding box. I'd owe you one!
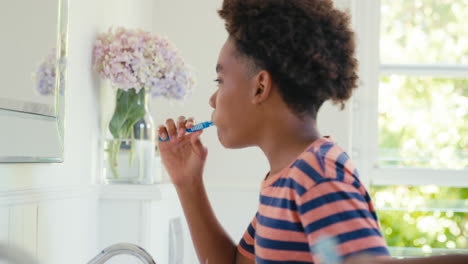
[252,216,258,226]
[305,218,381,244]
[258,203,301,222]
[262,183,297,199]
[255,246,315,262]
[367,201,377,213]
[240,216,257,245]
[323,148,340,179]
[300,199,372,227]
[237,244,255,260]
[243,230,255,245]
[301,147,362,188]
[323,147,361,185]
[256,222,308,242]
[338,236,388,255]
[340,165,361,187]
[342,157,356,174]
[297,180,365,206]
[289,165,319,188]
[324,145,340,159]
[260,176,366,213]
[302,151,325,173]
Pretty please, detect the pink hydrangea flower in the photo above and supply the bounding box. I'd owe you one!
[92,27,195,100]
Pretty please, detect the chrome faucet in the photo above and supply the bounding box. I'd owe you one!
[87,243,156,264]
[0,243,39,264]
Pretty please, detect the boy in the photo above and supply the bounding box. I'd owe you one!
[157,0,467,263]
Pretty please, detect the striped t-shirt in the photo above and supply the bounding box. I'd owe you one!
[238,137,389,263]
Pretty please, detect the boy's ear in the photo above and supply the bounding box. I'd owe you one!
[252,70,273,105]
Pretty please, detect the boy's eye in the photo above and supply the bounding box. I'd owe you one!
[214,78,223,86]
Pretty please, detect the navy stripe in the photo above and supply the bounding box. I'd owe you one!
[257,213,304,232]
[319,142,334,156]
[352,169,361,188]
[239,238,255,254]
[335,152,349,181]
[292,159,324,183]
[256,233,310,252]
[336,228,383,244]
[260,195,298,210]
[298,191,367,215]
[363,191,371,202]
[271,178,307,195]
[353,168,360,178]
[370,210,379,221]
[256,256,313,264]
[304,209,376,234]
[352,179,361,189]
[342,246,390,258]
[312,143,334,173]
[247,222,256,238]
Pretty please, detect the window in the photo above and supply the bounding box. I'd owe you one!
[351,0,468,257]
[369,185,468,256]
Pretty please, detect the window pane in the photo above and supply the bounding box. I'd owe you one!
[370,185,468,255]
[381,0,468,64]
[378,75,467,169]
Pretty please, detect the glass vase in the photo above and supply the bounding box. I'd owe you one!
[103,88,162,184]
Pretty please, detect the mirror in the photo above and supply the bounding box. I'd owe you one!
[0,0,68,162]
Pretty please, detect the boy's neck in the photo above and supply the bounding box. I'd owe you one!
[258,112,321,176]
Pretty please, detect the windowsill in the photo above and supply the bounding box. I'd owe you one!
[388,246,468,257]
[375,198,468,213]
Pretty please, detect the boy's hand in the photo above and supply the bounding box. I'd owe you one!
[157,116,208,188]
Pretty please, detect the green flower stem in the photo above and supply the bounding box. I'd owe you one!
[106,88,147,179]
[128,124,136,167]
[110,140,121,179]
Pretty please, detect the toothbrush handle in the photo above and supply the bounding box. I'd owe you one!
[158,121,213,142]
[186,121,214,132]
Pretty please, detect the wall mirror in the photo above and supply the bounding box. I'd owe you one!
[0,0,68,163]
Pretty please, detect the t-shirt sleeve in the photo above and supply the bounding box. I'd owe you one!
[237,213,257,260]
[296,180,390,260]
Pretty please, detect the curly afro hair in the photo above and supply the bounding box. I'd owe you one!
[218,0,358,118]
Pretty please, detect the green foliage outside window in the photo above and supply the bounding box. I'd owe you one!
[373,0,468,254]
[381,0,468,64]
[371,186,468,253]
[378,76,467,169]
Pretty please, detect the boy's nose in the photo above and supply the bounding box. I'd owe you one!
[209,90,217,109]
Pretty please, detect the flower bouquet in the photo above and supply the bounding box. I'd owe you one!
[93,27,195,183]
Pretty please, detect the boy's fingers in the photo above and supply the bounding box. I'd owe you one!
[158,125,169,141]
[186,117,195,129]
[190,130,207,157]
[165,119,177,142]
[177,116,187,137]
[160,116,198,142]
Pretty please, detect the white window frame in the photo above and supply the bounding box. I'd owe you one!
[350,0,468,188]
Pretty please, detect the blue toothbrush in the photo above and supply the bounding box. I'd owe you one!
[158,121,214,142]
